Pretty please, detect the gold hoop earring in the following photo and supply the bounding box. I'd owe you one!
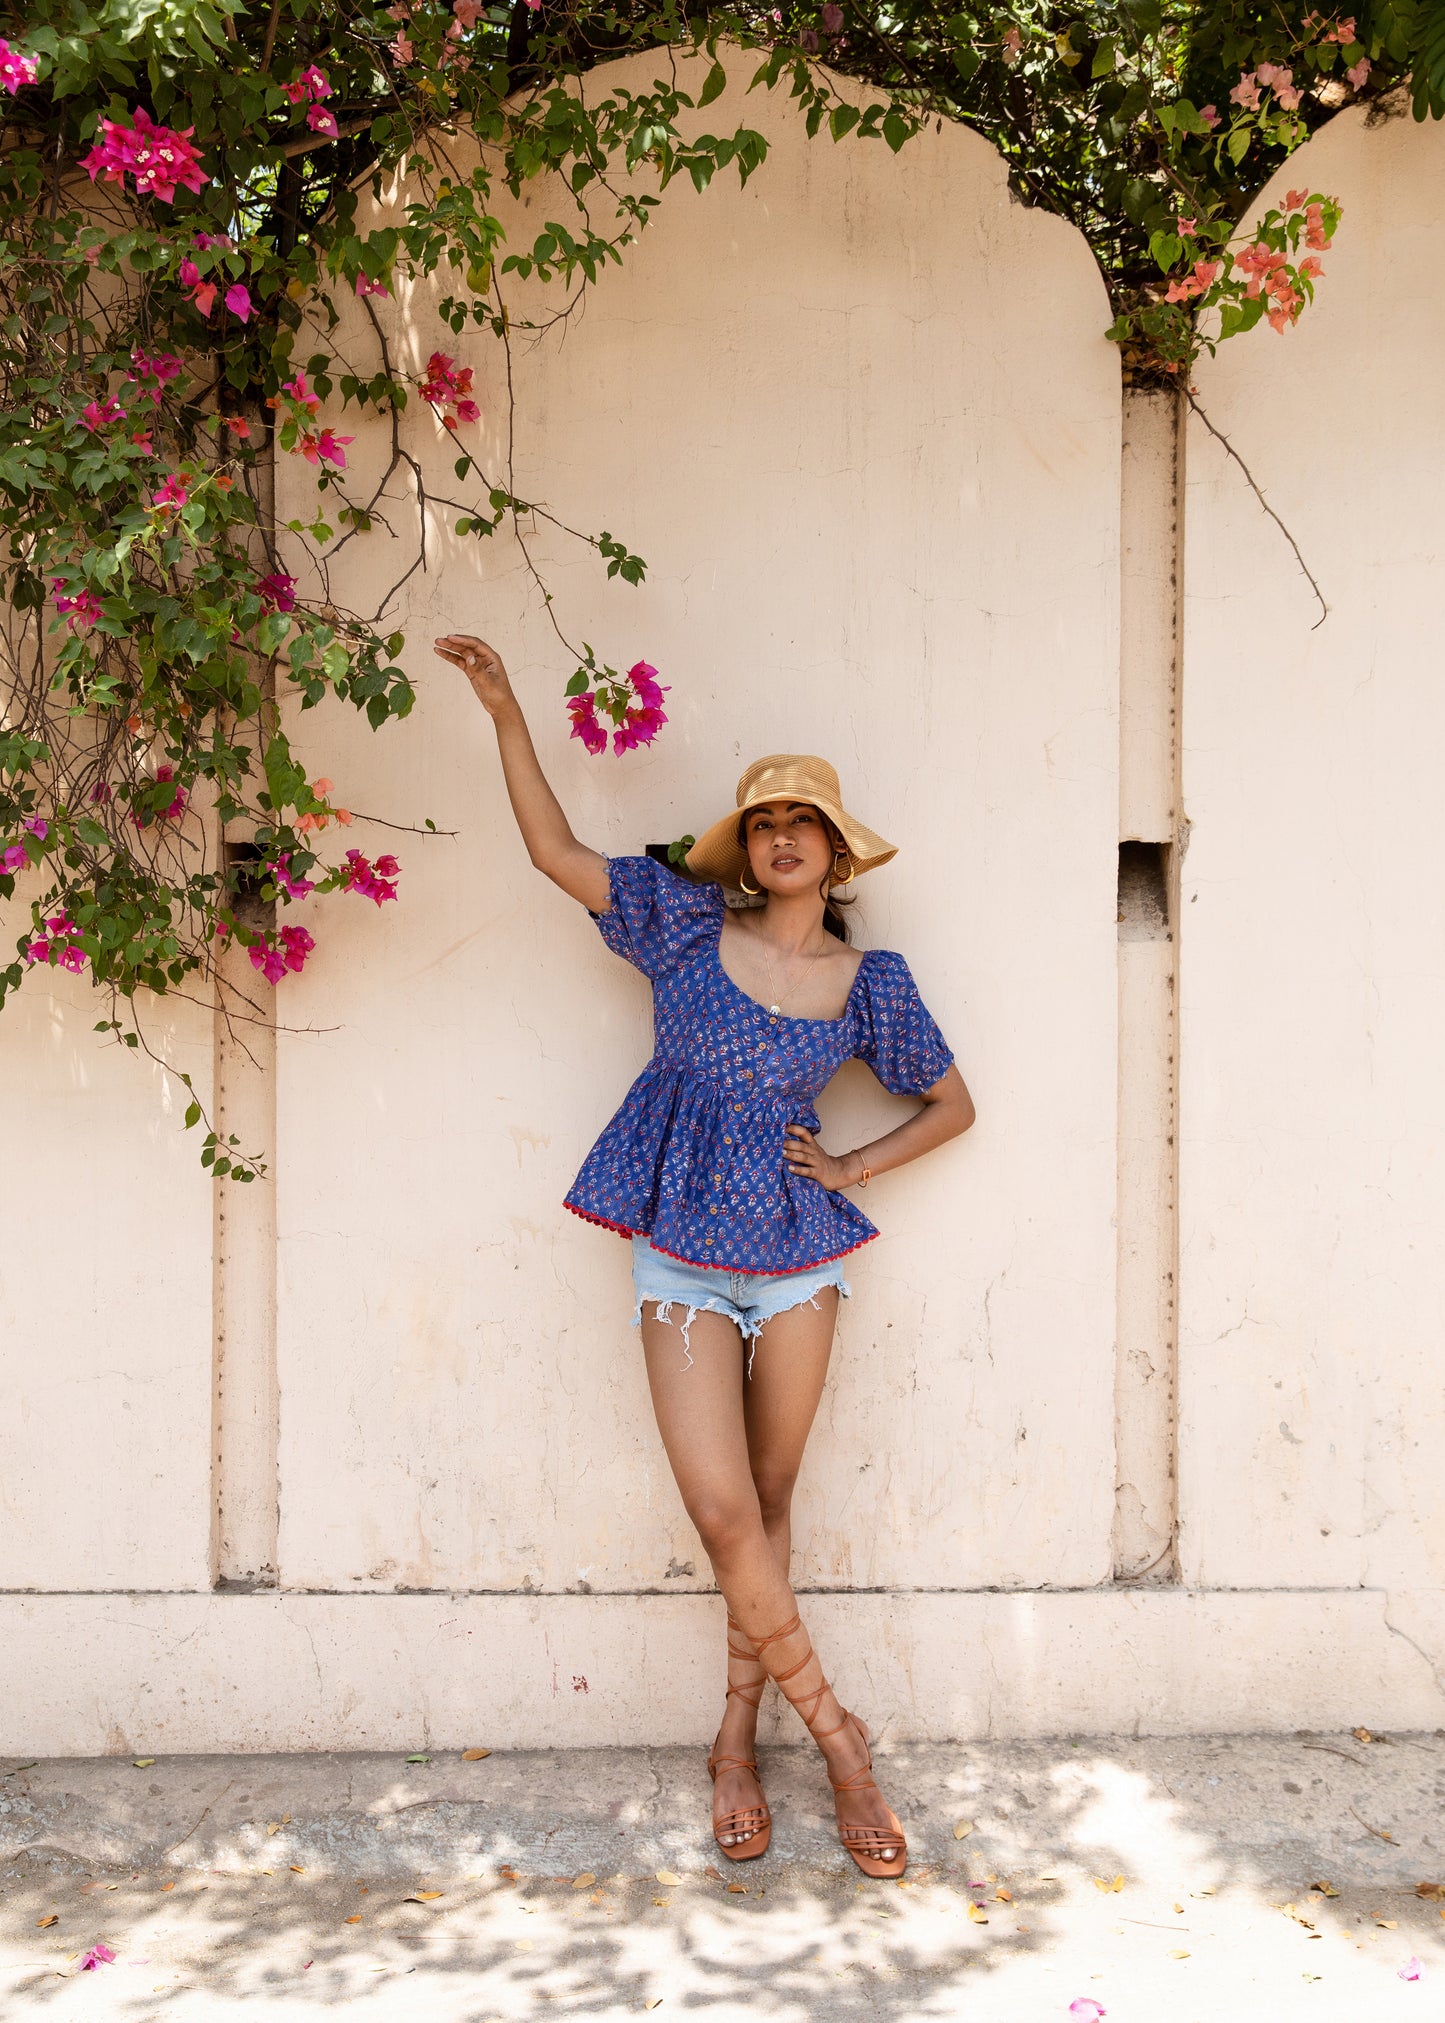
[739,867,761,896]
[832,850,856,886]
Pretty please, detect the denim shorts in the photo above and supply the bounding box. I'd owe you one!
[630,1233,851,1375]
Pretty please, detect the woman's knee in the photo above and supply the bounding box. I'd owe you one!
[751,1467,797,1530]
[685,1489,765,1560]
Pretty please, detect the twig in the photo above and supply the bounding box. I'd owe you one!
[160,1778,234,1859]
[1349,1804,1396,1844]
[1120,1917,1191,1931]
[1302,1744,1367,1766]
[1185,389,1328,628]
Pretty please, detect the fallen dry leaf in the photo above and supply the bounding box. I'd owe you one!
[36,1914,57,1928]
[343,1914,361,1925]
[1415,1882,1445,1900]
[1280,1903,1316,1929]
[265,1823,281,1837]
[572,1873,597,1890]
[996,1888,1013,1903]
[515,1937,533,1951]
[656,1870,682,1886]
[289,1866,305,1875]
[1170,1948,1191,1959]
[1093,1875,1126,1892]
[1173,1903,1184,1914]
[161,1882,175,1893]
[953,1820,974,1840]
[646,2003,664,2013]
[462,1748,491,1762]
[132,1758,155,1768]
[652,1896,670,1907]
[405,1891,444,1903]
[282,1814,292,1824]
[1311,1881,1340,1897]
[1352,1727,1373,1744]
[1374,1917,1399,1929]
[704,1865,722,1881]
[727,1883,748,1894]
[967,1903,989,1924]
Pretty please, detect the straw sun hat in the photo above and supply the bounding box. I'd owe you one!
[684,754,898,891]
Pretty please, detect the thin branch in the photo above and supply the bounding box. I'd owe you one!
[1185,389,1328,628]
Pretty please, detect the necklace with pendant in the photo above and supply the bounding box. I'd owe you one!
[759,935,826,1022]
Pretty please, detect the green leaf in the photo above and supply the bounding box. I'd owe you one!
[697,59,727,107]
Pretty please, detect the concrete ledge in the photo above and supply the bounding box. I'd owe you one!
[3,1588,1443,1754]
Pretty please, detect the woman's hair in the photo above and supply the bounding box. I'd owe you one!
[735,810,856,944]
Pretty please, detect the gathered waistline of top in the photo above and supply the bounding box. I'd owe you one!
[562,1198,877,1275]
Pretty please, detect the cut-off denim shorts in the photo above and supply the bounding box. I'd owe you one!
[630,1233,851,1376]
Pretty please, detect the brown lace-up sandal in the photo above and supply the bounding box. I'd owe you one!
[753,1612,907,1880]
[705,1615,771,1861]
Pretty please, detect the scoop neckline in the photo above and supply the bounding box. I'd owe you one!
[711,927,871,1028]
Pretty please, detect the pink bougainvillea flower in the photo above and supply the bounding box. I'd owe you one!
[90,781,113,803]
[1176,214,1197,234]
[1398,1956,1423,1981]
[24,816,48,839]
[354,272,390,297]
[315,428,353,467]
[1284,187,1310,209]
[257,570,296,613]
[420,352,479,430]
[281,371,321,417]
[334,807,354,824]
[130,764,188,828]
[0,38,40,92]
[341,847,400,905]
[1198,102,1220,128]
[821,2,844,28]
[1000,22,1022,62]
[226,415,252,438]
[129,428,154,455]
[1229,71,1261,108]
[225,282,253,321]
[1346,55,1371,87]
[249,939,289,984]
[280,923,315,971]
[80,397,126,432]
[81,107,209,204]
[271,852,314,899]
[24,939,52,962]
[389,32,414,61]
[312,777,335,794]
[567,692,608,756]
[53,585,104,632]
[1304,202,1332,249]
[151,473,189,509]
[453,0,484,23]
[1299,253,1325,279]
[1068,2003,1106,2022]
[193,229,233,251]
[306,103,339,138]
[299,63,331,97]
[1,844,27,873]
[179,256,217,317]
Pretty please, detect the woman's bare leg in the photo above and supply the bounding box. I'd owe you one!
[709,1291,840,1796]
[640,1298,900,1858]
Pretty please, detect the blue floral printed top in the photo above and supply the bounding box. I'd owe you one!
[564,854,955,1274]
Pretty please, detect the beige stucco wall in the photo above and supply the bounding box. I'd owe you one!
[3,63,1444,1749]
[1179,101,1445,1684]
[268,49,1122,1613]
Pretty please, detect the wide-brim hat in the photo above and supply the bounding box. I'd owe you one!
[684,753,898,890]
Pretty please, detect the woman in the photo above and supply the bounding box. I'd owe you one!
[434,632,976,1878]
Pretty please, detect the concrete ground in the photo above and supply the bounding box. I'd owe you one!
[2,1729,1444,2020]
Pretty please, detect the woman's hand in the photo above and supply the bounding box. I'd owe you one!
[433,633,515,718]
[783,1124,857,1192]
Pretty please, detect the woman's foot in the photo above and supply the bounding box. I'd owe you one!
[816,1710,905,1867]
[709,1709,768,1851]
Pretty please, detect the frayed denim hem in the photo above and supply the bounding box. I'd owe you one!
[632,1279,851,1378]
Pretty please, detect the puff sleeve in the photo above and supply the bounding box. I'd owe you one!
[854,949,956,1096]
[589,853,723,979]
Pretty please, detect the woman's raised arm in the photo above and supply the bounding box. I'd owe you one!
[433,633,611,914]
